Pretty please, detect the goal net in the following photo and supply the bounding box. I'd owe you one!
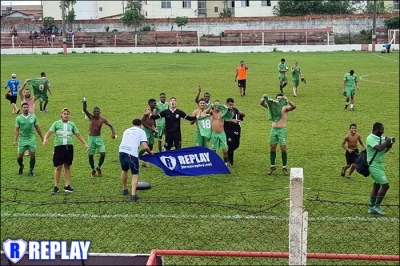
[388,29,399,44]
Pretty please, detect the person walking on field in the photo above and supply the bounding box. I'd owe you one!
[260,93,296,176]
[290,61,305,97]
[366,122,395,215]
[5,73,21,114]
[235,61,248,97]
[278,58,289,94]
[82,98,116,177]
[340,123,365,179]
[343,70,359,111]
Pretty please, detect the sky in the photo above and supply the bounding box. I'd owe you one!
[1,1,41,5]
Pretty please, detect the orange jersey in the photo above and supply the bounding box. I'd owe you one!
[237,66,247,80]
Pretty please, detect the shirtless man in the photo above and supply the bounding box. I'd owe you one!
[140,99,158,167]
[341,123,366,179]
[20,80,38,114]
[206,100,229,165]
[260,93,296,176]
[191,98,211,147]
[83,98,116,177]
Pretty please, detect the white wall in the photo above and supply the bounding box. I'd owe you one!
[74,1,98,20]
[2,44,398,55]
[233,0,277,17]
[144,1,199,19]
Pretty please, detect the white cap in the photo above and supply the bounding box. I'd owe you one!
[11,73,16,78]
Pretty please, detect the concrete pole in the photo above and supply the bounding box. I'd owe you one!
[372,0,377,52]
[61,0,67,55]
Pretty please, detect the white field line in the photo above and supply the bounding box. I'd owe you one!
[359,73,399,85]
[1,212,398,222]
[372,53,400,63]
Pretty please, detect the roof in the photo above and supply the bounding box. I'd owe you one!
[1,5,42,18]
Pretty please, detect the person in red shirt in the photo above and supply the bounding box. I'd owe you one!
[234,61,248,97]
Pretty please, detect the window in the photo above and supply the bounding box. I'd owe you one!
[183,1,191,8]
[198,0,206,14]
[214,6,219,12]
[161,1,171,8]
[261,0,272,6]
[393,0,399,9]
[241,0,250,7]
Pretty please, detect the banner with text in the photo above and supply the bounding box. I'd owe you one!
[140,146,231,176]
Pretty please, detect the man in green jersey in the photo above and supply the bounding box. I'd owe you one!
[140,98,157,167]
[27,72,52,113]
[366,122,395,215]
[278,58,289,94]
[290,61,305,97]
[194,85,212,109]
[43,108,89,194]
[343,70,359,111]
[14,102,44,176]
[191,98,211,147]
[155,93,169,152]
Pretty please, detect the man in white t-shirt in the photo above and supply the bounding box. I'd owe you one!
[119,119,154,201]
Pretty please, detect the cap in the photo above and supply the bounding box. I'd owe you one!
[11,73,16,78]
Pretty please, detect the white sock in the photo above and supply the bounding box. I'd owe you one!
[350,104,354,108]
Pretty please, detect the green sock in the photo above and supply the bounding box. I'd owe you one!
[89,157,95,170]
[223,157,228,163]
[270,151,276,166]
[282,152,287,167]
[138,149,145,156]
[369,198,376,208]
[17,158,23,167]
[29,157,36,171]
[98,156,105,168]
[375,197,383,206]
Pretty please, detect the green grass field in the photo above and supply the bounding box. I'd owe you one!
[1,51,399,265]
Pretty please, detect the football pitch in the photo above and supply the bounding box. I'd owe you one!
[1,51,399,265]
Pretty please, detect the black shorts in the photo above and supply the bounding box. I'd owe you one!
[226,130,241,151]
[53,145,74,167]
[237,79,246,88]
[165,132,182,150]
[9,96,17,104]
[345,149,359,165]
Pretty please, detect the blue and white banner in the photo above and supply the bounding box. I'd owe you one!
[140,146,231,176]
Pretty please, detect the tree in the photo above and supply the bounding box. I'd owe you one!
[67,8,76,26]
[175,16,188,31]
[122,0,145,32]
[43,16,55,28]
[59,1,76,26]
[364,0,390,14]
[384,17,400,29]
[273,0,356,16]
[219,8,232,18]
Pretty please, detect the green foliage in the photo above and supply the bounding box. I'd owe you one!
[190,49,214,53]
[364,0,390,14]
[384,17,400,29]
[140,25,155,31]
[122,0,145,31]
[105,26,110,32]
[220,32,226,37]
[273,0,356,16]
[43,16,55,28]
[59,0,77,10]
[175,16,189,31]
[67,8,76,26]
[219,8,232,18]
[111,29,119,32]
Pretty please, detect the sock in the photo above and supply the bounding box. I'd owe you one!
[43,102,48,110]
[40,104,43,111]
[370,197,376,208]
[282,83,287,89]
[17,158,23,167]
[223,157,228,164]
[346,102,349,105]
[89,157,95,170]
[375,197,383,206]
[228,150,234,164]
[270,151,276,166]
[29,157,36,171]
[98,156,105,168]
[282,152,287,167]
[138,149,145,156]
[279,84,282,90]
[350,104,354,108]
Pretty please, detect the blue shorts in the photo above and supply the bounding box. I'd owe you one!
[119,152,139,175]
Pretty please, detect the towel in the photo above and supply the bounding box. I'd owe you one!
[213,104,234,121]
[263,96,288,122]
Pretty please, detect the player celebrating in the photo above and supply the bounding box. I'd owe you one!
[191,98,211,147]
[340,123,366,179]
[155,93,168,152]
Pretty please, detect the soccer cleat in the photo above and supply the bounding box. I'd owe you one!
[350,108,355,111]
[282,167,289,176]
[130,195,140,202]
[229,163,235,168]
[96,167,103,177]
[122,189,129,196]
[52,186,59,195]
[18,165,24,175]
[367,207,374,214]
[267,166,277,175]
[64,185,75,193]
[28,171,35,177]
[372,206,385,215]
[91,170,96,177]
[344,104,349,109]
[243,91,246,96]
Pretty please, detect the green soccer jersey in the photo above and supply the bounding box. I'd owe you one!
[278,63,287,78]
[291,66,301,80]
[197,115,212,138]
[28,78,50,96]
[205,102,212,109]
[156,101,169,127]
[15,114,38,140]
[49,120,79,146]
[343,73,357,88]
[366,133,388,164]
